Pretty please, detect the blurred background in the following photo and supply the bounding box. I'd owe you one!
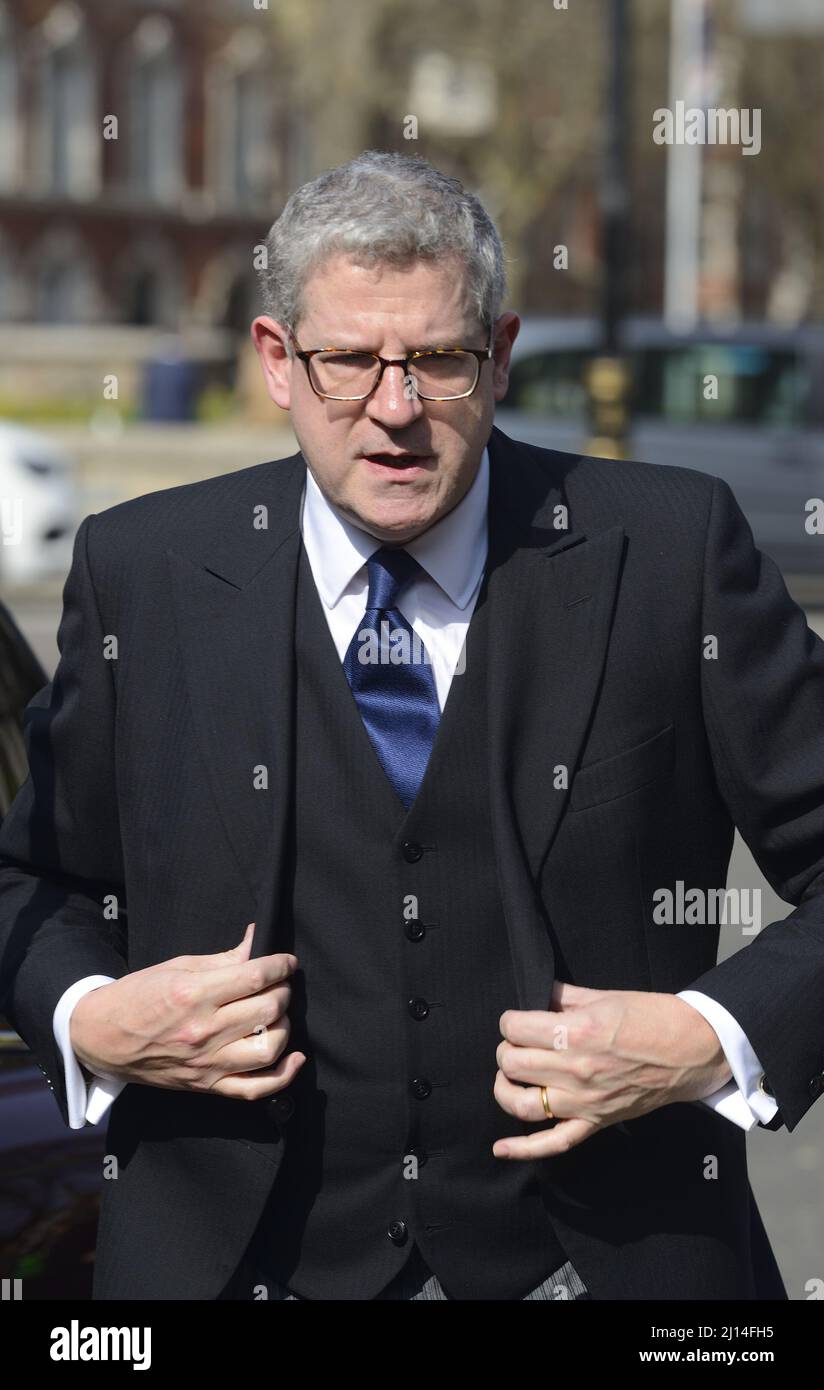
[0,0,822,1300]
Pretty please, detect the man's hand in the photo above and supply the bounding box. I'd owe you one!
[493,980,732,1159]
[69,922,306,1101]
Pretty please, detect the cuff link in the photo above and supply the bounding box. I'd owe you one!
[758,1073,774,1098]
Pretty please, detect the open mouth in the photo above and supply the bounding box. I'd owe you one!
[363,453,432,469]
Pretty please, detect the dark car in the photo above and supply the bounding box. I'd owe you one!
[0,600,104,1300]
[496,316,824,576]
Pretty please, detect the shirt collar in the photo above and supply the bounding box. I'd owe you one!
[301,445,489,611]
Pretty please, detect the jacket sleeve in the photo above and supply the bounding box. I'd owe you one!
[682,474,824,1133]
[0,514,128,1127]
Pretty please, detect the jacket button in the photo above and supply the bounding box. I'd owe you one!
[387,1220,408,1245]
[809,1075,823,1100]
[402,841,424,863]
[405,919,426,942]
[269,1093,295,1122]
[408,997,429,1021]
[410,1077,432,1099]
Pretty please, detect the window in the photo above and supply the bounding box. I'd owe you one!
[206,30,276,209]
[0,232,14,319]
[632,344,805,427]
[503,341,807,429]
[129,17,183,201]
[30,230,101,323]
[0,3,19,191]
[32,3,99,198]
[502,349,591,420]
[115,237,181,328]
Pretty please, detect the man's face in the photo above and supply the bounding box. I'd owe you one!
[251,253,519,543]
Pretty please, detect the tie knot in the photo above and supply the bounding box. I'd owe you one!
[365,546,422,612]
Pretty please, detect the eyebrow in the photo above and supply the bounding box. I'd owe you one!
[416,341,468,351]
[313,338,475,352]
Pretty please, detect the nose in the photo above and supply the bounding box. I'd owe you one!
[365,361,424,427]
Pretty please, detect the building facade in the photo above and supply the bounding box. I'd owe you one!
[0,0,300,334]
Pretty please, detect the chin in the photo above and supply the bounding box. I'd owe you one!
[350,495,437,540]
[362,514,430,543]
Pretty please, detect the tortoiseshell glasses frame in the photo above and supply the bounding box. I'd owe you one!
[286,324,495,401]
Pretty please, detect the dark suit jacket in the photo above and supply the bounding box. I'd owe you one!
[0,424,822,1299]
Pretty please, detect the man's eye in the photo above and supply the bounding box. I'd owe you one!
[317,353,375,368]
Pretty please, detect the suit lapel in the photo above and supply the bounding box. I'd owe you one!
[167,452,306,955]
[485,427,625,1010]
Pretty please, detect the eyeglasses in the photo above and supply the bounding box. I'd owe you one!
[287,326,494,401]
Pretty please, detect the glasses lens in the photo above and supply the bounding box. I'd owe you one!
[410,352,478,399]
[310,352,379,398]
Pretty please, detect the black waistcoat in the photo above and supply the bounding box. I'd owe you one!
[249,541,569,1299]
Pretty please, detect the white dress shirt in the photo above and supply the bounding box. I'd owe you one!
[53,445,778,1131]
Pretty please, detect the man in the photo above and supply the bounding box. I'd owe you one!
[1,150,822,1302]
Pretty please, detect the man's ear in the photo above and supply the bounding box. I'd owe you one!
[250,316,293,410]
[491,311,520,402]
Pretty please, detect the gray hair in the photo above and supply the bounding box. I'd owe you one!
[258,150,506,353]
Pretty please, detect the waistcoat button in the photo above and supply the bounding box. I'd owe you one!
[269,1093,295,1122]
[387,1220,408,1245]
[408,997,430,1020]
[402,841,424,863]
[410,1077,432,1099]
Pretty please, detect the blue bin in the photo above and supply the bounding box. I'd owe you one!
[142,355,198,421]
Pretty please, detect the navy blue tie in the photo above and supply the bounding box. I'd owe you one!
[343,546,440,808]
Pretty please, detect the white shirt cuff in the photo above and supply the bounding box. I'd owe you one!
[676,989,779,1130]
[53,976,126,1129]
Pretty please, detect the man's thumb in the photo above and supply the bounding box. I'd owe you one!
[184,923,257,971]
[228,921,255,956]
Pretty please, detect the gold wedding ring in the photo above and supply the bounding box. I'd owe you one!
[540,1085,554,1120]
